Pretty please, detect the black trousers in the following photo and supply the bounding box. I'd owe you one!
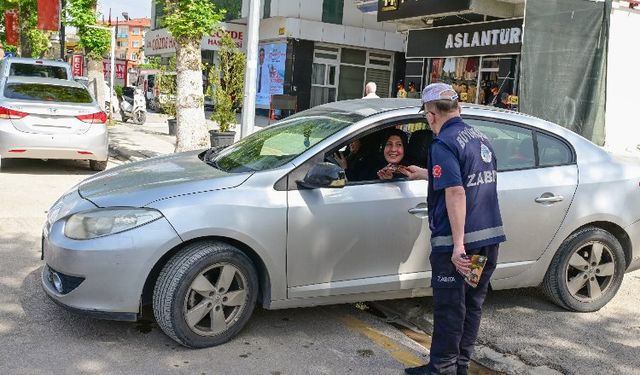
[426,244,499,375]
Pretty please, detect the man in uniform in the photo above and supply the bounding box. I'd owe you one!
[401,83,506,375]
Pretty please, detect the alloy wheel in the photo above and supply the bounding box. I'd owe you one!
[565,241,616,302]
[182,263,248,336]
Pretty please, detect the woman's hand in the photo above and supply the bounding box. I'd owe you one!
[398,165,428,180]
[377,166,394,180]
[334,152,348,170]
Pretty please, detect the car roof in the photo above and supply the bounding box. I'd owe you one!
[2,57,71,67]
[6,75,87,89]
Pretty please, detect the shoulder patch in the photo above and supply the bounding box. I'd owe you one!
[433,165,442,178]
[480,143,492,163]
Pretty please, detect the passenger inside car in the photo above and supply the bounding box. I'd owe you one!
[376,128,410,180]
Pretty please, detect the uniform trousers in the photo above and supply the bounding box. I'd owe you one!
[426,244,499,375]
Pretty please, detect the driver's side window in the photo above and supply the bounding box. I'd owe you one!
[327,120,432,184]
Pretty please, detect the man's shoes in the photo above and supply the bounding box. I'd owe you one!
[456,365,469,375]
[404,364,430,375]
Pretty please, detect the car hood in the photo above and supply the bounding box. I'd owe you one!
[78,151,252,207]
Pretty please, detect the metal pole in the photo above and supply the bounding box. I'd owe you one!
[109,26,115,122]
[240,0,260,138]
[59,0,66,60]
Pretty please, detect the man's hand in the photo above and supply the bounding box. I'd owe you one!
[451,244,471,274]
[399,165,428,180]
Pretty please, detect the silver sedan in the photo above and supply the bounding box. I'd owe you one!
[41,99,640,348]
[0,76,109,171]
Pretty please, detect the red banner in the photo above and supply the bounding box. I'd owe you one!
[72,55,84,77]
[4,10,19,45]
[37,0,60,31]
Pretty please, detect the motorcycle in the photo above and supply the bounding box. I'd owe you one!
[119,87,147,125]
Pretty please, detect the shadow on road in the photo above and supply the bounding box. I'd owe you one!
[0,158,97,175]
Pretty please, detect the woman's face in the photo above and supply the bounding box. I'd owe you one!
[384,135,404,164]
[349,139,361,154]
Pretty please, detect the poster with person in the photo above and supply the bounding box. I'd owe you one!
[256,42,286,108]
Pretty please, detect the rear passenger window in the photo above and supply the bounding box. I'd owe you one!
[537,132,571,166]
[466,119,535,171]
[9,63,68,79]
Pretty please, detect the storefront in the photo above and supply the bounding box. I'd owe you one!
[404,18,522,106]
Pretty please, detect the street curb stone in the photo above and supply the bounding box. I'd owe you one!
[370,300,563,375]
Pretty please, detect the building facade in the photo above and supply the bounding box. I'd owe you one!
[146,0,406,112]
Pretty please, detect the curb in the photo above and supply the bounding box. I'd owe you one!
[370,300,562,375]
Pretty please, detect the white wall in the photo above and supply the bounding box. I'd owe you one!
[604,5,640,154]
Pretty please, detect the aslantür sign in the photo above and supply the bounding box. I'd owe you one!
[407,18,523,58]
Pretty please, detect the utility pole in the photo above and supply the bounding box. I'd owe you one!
[240,0,260,138]
[59,0,66,60]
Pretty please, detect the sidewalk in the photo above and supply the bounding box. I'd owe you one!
[108,111,272,162]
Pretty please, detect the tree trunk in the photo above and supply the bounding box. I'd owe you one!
[175,38,208,152]
[87,57,106,112]
[19,6,32,57]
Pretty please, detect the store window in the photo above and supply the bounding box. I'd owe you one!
[311,45,393,106]
[322,0,344,25]
[428,55,518,106]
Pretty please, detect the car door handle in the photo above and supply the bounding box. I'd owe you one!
[535,195,564,204]
[408,203,429,219]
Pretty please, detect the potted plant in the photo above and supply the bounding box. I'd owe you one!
[157,60,177,135]
[208,31,245,147]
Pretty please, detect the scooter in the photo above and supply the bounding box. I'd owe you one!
[119,87,147,125]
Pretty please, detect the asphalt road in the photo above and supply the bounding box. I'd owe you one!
[0,158,427,375]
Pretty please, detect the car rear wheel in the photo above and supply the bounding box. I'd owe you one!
[543,227,625,312]
[153,241,258,348]
[89,159,108,171]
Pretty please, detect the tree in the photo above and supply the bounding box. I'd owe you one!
[64,0,110,110]
[0,0,50,57]
[210,31,245,132]
[161,0,225,152]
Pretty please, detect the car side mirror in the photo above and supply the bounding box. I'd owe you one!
[297,162,346,189]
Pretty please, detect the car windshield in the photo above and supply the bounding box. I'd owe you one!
[9,63,68,79]
[4,83,93,103]
[209,109,363,173]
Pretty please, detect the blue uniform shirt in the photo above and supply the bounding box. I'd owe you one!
[427,116,506,253]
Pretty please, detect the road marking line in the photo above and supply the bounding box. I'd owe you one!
[340,314,425,367]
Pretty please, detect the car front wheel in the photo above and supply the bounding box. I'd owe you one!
[153,241,258,348]
[542,226,625,312]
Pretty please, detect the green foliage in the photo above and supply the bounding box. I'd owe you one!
[64,0,111,59]
[161,0,225,44]
[157,57,177,118]
[28,29,49,57]
[3,44,18,53]
[138,56,162,69]
[209,31,245,133]
[114,84,124,98]
[213,0,241,21]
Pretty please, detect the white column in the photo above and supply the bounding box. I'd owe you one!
[240,0,261,138]
[109,26,116,121]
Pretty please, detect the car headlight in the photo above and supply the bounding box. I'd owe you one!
[64,208,163,240]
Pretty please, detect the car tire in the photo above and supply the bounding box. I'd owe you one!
[89,159,108,171]
[153,241,258,348]
[542,226,625,312]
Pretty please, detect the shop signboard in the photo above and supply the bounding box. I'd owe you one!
[255,42,287,109]
[407,18,523,58]
[71,54,84,77]
[102,59,128,86]
[377,0,471,22]
[144,22,246,56]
